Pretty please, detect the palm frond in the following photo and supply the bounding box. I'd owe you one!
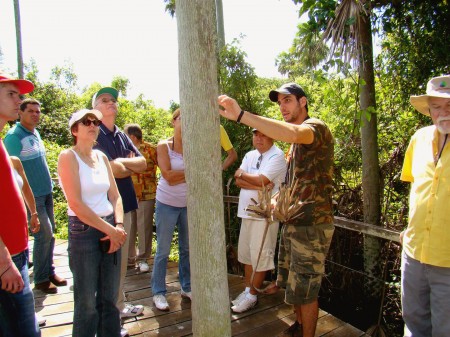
[245,178,309,223]
[322,0,369,66]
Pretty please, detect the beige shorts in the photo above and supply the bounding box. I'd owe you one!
[237,218,279,272]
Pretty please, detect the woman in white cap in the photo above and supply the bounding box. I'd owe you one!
[58,109,127,337]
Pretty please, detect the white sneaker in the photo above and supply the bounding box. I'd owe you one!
[153,294,170,311]
[120,304,144,318]
[120,327,129,337]
[138,261,150,273]
[231,294,257,313]
[180,289,192,301]
[231,290,247,306]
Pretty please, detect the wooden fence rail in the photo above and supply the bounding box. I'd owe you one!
[223,195,402,244]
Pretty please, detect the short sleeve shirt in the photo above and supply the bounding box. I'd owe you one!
[237,145,287,219]
[220,125,234,152]
[95,124,141,213]
[401,125,450,267]
[4,122,53,197]
[131,141,158,201]
[287,118,334,226]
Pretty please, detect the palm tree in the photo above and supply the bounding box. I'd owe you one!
[322,0,382,310]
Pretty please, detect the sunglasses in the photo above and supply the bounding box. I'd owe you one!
[80,118,102,127]
[256,154,263,169]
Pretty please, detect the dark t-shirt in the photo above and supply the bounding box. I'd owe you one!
[95,124,142,213]
[286,118,334,226]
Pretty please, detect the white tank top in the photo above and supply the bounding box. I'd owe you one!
[66,149,113,216]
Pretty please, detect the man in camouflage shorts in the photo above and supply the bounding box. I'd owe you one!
[218,82,334,337]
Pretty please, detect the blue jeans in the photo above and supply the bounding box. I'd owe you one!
[68,214,121,337]
[151,200,190,295]
[32,193,56,284]
[0,250,40,337]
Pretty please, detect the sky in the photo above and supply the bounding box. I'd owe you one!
[0,0,300,109]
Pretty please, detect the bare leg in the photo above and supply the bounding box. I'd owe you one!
[244,264,267,295]
[295,300,318,337]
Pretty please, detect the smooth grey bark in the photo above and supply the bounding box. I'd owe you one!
[177,1,231,336]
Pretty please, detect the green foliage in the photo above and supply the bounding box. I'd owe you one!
[115,96,173,145]
[219,38,259,112]
[375,1,450,108]
[111,76,130,97]
[42,140,68,238]
[163,0,176,17]
[53,185,68,239]
[25,61,82,146]
[218,40,285,195]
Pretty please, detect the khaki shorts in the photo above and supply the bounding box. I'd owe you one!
[276,223,334,305]
[238,218,279,272]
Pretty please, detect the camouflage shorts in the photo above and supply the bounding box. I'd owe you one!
[276,223,334,305]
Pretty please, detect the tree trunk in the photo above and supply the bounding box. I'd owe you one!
[13,0,24,79]
[358,4,382,321]
[177,1,231,336]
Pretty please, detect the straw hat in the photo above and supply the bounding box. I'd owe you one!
[410,75,450,116]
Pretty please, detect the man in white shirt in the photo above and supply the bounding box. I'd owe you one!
[231,128,286,313]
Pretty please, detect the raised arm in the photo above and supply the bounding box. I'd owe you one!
[218,95,313,145]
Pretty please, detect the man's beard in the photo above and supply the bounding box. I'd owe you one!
[436,116,450,134]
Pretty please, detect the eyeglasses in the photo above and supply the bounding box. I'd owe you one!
[173,116,181,121]
[256,154,263,169]
[80,118,102,127]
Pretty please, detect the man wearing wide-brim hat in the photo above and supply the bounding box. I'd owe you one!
[400,75,450,337]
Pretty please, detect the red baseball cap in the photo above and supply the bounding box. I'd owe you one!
[0,71,34,94]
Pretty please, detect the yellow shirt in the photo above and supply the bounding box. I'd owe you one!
[220,125,233,152]
[131,141,158,201]
[401,125,450,267]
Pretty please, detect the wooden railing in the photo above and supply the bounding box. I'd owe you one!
[223,195,401,244]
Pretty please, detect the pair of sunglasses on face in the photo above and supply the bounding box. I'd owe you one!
[80,118,102,127]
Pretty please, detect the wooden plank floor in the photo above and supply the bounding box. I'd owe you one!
[29,239,368,337]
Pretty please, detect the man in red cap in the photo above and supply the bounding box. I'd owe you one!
[0,71,40,336]
[400,75,450,337]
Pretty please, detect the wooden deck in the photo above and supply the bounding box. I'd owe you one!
[30,239,368,336]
